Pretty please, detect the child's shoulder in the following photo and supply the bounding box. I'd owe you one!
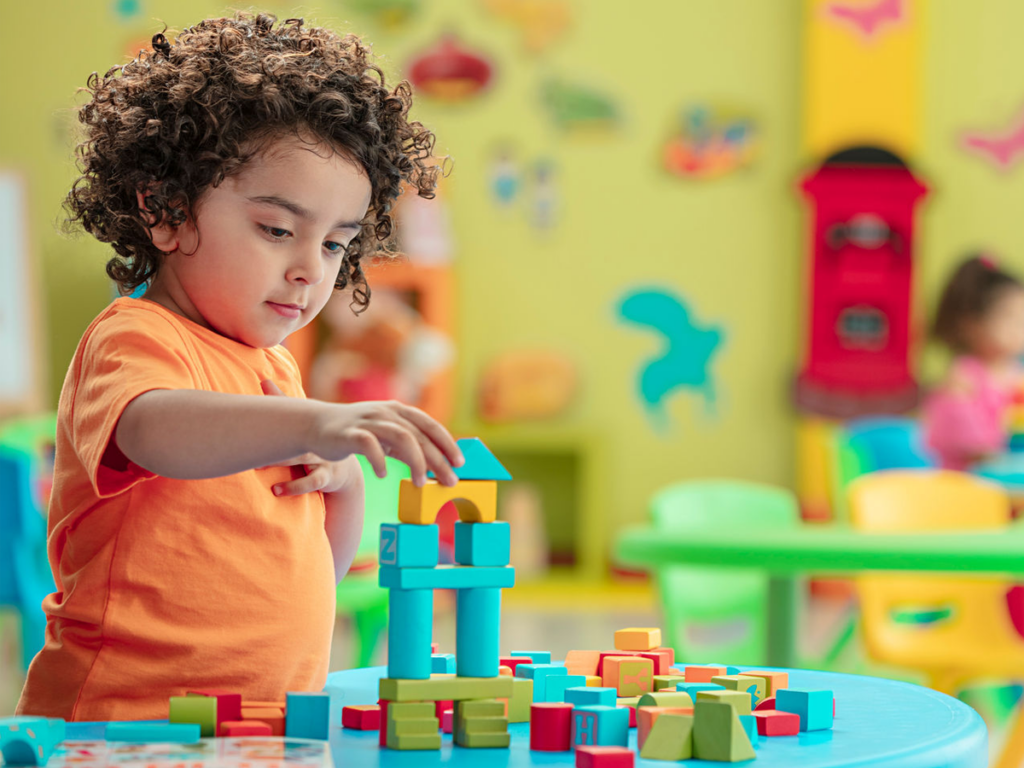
[82,297,189,346]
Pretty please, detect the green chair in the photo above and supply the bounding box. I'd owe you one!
[648,480,800,665]
[334,456,410,668]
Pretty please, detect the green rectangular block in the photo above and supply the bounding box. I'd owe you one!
[508,678,533,723]
[380,675,513,702]
[457,699,506,718]
[379,565,516,590]
[458,717,508,735]
[388,701,436,719]
[386,732,442,750]
[169,696,217,738]
[455,731,511,748]
[391,718,439,736]
[696,689,752,716]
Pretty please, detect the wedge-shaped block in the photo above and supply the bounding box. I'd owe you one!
[379,523,439,567]
[432,653,456,674]
[169,696,217,738]
[639,713,693,760]
[638,691,693,709]
[544,675,588,703]
[508,678,534,723]
[613,628,662,652]
[754,710,800,736]
[429,437,512,481]
[693,701,756,762]
[712,675,766,707]
[653,675,685,691]
[739,670,789,697]
[637,707,694,751]
[342,705,381,730]
[776,688,833,732]
[105,722,201,743]
[511,650,552,664]
[379,675,513,702]
[516,663,567,702]
[602,657,653,697]
[565,687,616,708]
[380,565,516,590]
[738,714,758,747]
[684,665,727,683]
[576,745,635,768]
[696,689,753,716]
[399,480,497,524]
[572,705,629,748]
[285,692,330,740]
[455,521,511,566]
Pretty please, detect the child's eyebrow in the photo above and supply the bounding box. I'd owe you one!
[247,194,363,230]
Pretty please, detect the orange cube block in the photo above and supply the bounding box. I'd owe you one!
[603,656,654,697]
[739,670,789,697]
[614,628,662,652]
[684,665,727,683]
[565,650,602,677]
[241,707,284,736]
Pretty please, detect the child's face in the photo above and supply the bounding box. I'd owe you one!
[146,134,373,348]
[975,287,1024,360]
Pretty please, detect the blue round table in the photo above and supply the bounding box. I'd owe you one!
[62,666,986,768]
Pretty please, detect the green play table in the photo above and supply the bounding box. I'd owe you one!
[615,520,1024,668]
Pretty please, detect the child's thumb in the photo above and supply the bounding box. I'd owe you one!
[261,379,286,396]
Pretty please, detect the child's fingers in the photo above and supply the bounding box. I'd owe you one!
[261,379,286,397]
[272,465,331,497]
[369,421,428,486]
[395,403,464,467]
[347,429,388,479]
[392,416,459,487]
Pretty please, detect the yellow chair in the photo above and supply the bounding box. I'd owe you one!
[849,469,1024,768]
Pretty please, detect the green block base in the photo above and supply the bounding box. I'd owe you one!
[455,731,511,748]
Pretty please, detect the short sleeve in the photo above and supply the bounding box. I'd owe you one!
[67,307,199,497]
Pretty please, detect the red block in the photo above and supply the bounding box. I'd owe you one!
[576,745,635,768]
[221,721,272,737]
[530,703,573,751]
[342,705,381,731]
[189,689,242,735]
[755,710,800,736]
[432,642,440,653]
[618,704,637,728]
[379,700,390,747]
[501,657,534,676]
[434,700,453,719]
[637,648,675,675]
[442,709,453,734]
[755,696,776,711]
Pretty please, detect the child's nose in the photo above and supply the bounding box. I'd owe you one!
[287,246,325,285]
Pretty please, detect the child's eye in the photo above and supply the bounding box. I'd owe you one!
[324,240,345,256]
[259,224,291,239]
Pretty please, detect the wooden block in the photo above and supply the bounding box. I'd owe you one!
[378,700,390,747]
[499,666,513,676]
[776,689,834,732]
[457,699,505,718]
[508,679,533,723]
[240,708,284,736]
[602,657,654,697]
[695,689,753,716]
[638,691,692,709]
[638,647,675,675]
[639,713,693,761]
[684,665,727,683]
[515,663,567,702]
[755,696,776,711]
[598,651,641,678]
[637,707,694,751]
[576,745,635,768]
[388,701,435,719]
[500,656,534,675]
[399,480,497,524]
[437,438,512,481]
[739,670,789,697]
[221,721,272,737]
[379,523,439,567]
[739,714,757,747]
[386,701,440,750]
[585,676,603,687]
[572,705,629,748]
[379,675,513,702]
[614,628,662,652]
[543,675,588,703]
[693,701,756,762]
[712,675,766,707]
[432,653,456,674]
[530,703,573,751]
[564,650,602,677]
[455,731,511,748]
[380,564,516,590]
[456,587,502,678]
[442,709,453,734]
[187,690,242,735]
[386,732,442,750]
[677,682,724,699]
[242,700,286,711]
[565,687,616,708]
[104,722,200,743]
[455,521,511,566]
[511,650,552,664]
[341,705,380,731]
[434,700,453,719]
[387,586,434,680]
[653,675,686,691]
[616,698,638,728]
[169,696,217,738]
[284,692,330,740]
[754,710,800,736]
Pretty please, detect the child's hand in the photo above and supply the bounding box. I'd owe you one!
[260,380,463,488]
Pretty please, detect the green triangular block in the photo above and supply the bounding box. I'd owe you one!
[639,714,694,761]
[694,701,756,762]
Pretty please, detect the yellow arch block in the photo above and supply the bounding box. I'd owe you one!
[398,480,498,524]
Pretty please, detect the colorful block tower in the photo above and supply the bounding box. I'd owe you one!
[378,437,519,749]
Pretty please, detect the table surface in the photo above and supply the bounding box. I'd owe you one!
[615,519,1024,574]
[60,666,986,768]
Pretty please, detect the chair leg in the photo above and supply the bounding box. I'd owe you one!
[993,701,1024,768]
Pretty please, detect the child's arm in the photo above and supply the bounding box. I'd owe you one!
[114,388,461,487]
[323,457,365,584]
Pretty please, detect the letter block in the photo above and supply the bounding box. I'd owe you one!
[379,523,439,567]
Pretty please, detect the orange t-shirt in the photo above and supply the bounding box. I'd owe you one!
[16,298,336,722]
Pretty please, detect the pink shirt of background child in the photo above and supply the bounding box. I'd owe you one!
[922,356,1017,470]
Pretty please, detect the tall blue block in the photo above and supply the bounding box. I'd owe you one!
[388,588,434,680]
[379,523,439,567]
[455,587,501,678]
[454,521,511,566]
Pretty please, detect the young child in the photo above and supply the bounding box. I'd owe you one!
[922,255,1024,469]
[16,12,464,722]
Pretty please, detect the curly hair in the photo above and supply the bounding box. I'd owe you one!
[66,11,441,310]
[933,254,1023,353]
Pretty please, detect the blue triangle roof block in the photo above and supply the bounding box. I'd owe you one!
[428,437,512,481]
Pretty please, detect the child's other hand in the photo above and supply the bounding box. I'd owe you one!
[260,380,463,489]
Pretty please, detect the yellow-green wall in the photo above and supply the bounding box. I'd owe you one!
[2,1,1024,559]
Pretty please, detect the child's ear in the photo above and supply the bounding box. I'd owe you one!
[136,189,180,253]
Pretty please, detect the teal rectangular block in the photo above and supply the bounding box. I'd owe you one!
[454,521,511,566]
[432,653,456,673]
[388,588,434,680]
[510,651,551,664]
[105,723,201,743]
[543,675,587,703]
[514,663,567,702]
[571,705,629,748]
[776,689,833,732]
[379,565,515,590]
[564,687,616,708]
[455,587,501,678]
[285,692,330,740]
[379,523,438,567]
